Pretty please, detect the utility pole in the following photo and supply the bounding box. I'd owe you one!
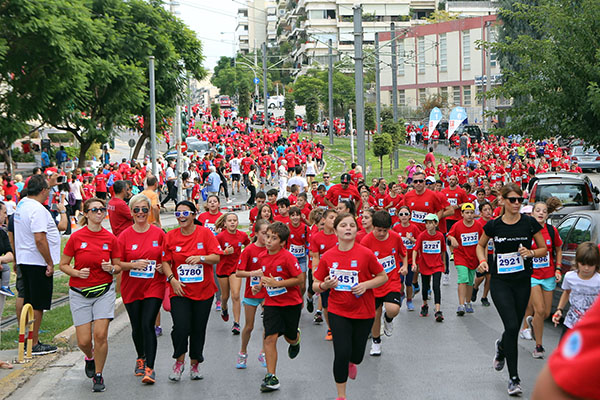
[390,23,399,169]
[187,74,192,131]
[353,5,365,173]
[328,38,334,145]
[349,109,355,163]
[254,40,259,112]
[175,105,183,202]
[485,21,492,131]
[262,42,268,118]
[375,32,381,134]
[149,56,157,176]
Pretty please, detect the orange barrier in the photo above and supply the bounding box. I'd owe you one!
[17,304,34,363]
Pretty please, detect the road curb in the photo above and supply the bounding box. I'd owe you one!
[0,351,61,400]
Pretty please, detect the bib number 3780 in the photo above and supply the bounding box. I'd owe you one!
[177,264,204,283]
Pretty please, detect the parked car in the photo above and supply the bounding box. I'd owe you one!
[569,145,600,171]
[527,172,600,225]
[454,124,484,143]
[434,121,448,140]
[164,140,210,162]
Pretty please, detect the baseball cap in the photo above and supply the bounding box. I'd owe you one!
[461,203,475,211]
[340,173,352,184]
[424,213,439,222]
[425,176,436,184]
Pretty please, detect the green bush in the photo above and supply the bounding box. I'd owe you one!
[0,148,35,163]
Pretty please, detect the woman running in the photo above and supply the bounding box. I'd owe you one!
[60,198,121,392]
[313,212,387,400]
[393,205,420,311]
[117,193,166,384]
[476,183,547,396]
[162,200,222,382]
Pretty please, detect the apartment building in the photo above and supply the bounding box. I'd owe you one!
[237,0,278,54]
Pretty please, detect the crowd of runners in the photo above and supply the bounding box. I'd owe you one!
[1,122,599,399]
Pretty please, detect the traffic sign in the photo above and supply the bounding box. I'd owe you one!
[254,77,260,84]
[128,139,136,148]
[179,142,188,152]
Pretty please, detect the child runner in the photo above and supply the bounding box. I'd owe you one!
[235,219,270,369]
[413,213,446,322]
[252,222,304,392]
[215,213,250,334]
[274,198,291,224]
[287,206,310,295]
[197,195,223,311]
[393,205,421,311]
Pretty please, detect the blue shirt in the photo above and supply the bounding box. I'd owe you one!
[41,151,50,167]
[206,172,221,192]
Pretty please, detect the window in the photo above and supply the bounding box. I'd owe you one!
[463,85,471,106]
[558,217,577,244]
[418,37,425,74]
[453,86,461,105]
[537,184,591,207]
[440,86,448,102]
[439,34,447,72]
[462,30,471,70]
[489,28,497,68]
[476,86,483,105]
[565,217,592,251]
[398,39,405,76]
[419,88,426,104]
[399,90,405,106]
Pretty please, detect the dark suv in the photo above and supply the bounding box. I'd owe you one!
[455,124,484,142]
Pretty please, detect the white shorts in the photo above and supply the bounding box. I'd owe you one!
[69,284,116,326]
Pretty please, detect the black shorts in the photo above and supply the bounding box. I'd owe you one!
[476,254,494,277]
[216,273,234,278]
[16,264,25,299]
[19,264,53,310]
[263,304,302,340]
[375,291,403,309]
[231,174,241,182]
[96,191,107,200]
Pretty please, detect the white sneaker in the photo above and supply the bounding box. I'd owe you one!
[369,341,381,356]
[442,274,450,286]
[519,329,533,340]
[383,318,394,337]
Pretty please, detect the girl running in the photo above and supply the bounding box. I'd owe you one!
[393,205,421,311]
[472,202,493,307]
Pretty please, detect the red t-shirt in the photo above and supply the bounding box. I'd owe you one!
[548,297,600,399]
[384,194,404,223]
[441,186,469,221]
[216,229,250,276]
[325,184,361,207]
[94,174,107,193]
[63,227,121,288]
[259,248,303,307]
[117,225,166,304]
[197,211,223,235]
[531,224,562,280]
[414,230,446,275]
[402,189,448,230]
[447,220,483,269]
[274,214,290,224]
[237,243,267,300]
[314,244,383,319]
[287,222,310,258]
[241,157,254,174]
[108,197,132,238]
[309,231,338,256]
[249,206,259,223]
[393,222,421,264]
[162,226,223,301]
[360,231,406,297]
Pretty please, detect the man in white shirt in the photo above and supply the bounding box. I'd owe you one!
[278,160,288,199]
[287,166,308,194]
[14,174,61,355]
[229,153,242,195]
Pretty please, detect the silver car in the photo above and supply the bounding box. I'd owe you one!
[569,145,600,171]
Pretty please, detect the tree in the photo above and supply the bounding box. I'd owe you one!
[237,79,251,119]
[316,68,355,116]
[284,92,295,133]
[211,103,221,121]
[419,94,448,119]
[373,133,393,177]
[293,75,325,106]
[364,103,376,150]
[305,96,319,139]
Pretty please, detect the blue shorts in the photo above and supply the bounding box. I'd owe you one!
[295,256,308,273]
[242,297,264,307]
[531,277,556,291]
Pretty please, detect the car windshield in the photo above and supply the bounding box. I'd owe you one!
[537,183,589,206]
[573,146,600,156]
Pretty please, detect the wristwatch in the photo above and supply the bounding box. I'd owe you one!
[200,255,206,262]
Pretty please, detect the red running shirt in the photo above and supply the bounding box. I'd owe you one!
[531,224,562,280]
[237,243,267,299]
[414,230,446,275]
[216,229,250,276]
[259,249,303,307]
[197,211,222,235]
[447,220,483,269]
[360,231,406,297]
[402,189,448,230]
[108,197,132,238]
[393,222,421,263]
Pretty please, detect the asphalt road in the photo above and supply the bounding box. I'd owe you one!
[9,273,562,400]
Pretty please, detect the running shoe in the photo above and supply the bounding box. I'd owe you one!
[526,315,535,341]
[325,329,333,341]
[532,345,545,359]
[420,304,429,317]
[435,311,444,322]
[369,341,381,356]
[407,300,415,311]
[471,287,478,303]
[232,322,241,335]
[449,253,454,262]
[258,352,267,368]
[84,357,95,378]
[412,284,420,295]
[519,329,533,340]
[0,286,15,297]
[288,329,301,359]
[456,305,466,316]
[260,373,280,392]
[190,363,203,380]
[221,308,230,322]
[383,317,394,337]
[32,342,57,355]
[494,339,505,371]
[236,352,248,369]
[169,361,184,381]
[465,303,474,313]
[314,311,323,324]
[508,377,523,396]
[481,297,491,307]
[92,373,105,392]
[134,358,145,376]
[155,326,162,337]
[442,274,450,286]
[348,363,357,380]
[306,297,314,313]
[142,367,156,384]
[215,300,222,312]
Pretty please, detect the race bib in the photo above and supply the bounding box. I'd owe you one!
[423,240,441,254]
[487,239,494,252]
[461,232,479,247]
[402,237,414,250]
[330,269,359,291]
[250,276,261,287]
[129,260,156,279]
[497,252,524,274]
[411,210,427,224]
[289,244,305,257]
[205,223,217,235]
[177,264,204,283]
[389,208,396,216]
[266,277,287,297]
[533,254,550,269]
[378,255,397,274]
[447,198,458,206]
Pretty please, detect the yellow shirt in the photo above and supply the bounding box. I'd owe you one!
[142,189,160,225]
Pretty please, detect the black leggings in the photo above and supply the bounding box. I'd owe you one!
[124,297,162,368]
[421,272,442,304]
[170,296,213,362]
[328,312,374,384]
[219,181,229,199]
[490,276,530,379]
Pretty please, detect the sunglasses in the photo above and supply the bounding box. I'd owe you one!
[505,197,525,204]
[133,207,149,214]
[174,210,193,218]
[412,179,424,184]
[89,207,107,214]
[398,212,410,216]
[323,176,330,179]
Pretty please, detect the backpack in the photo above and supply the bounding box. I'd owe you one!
[546,223,558,261]
[67,192,76,206]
